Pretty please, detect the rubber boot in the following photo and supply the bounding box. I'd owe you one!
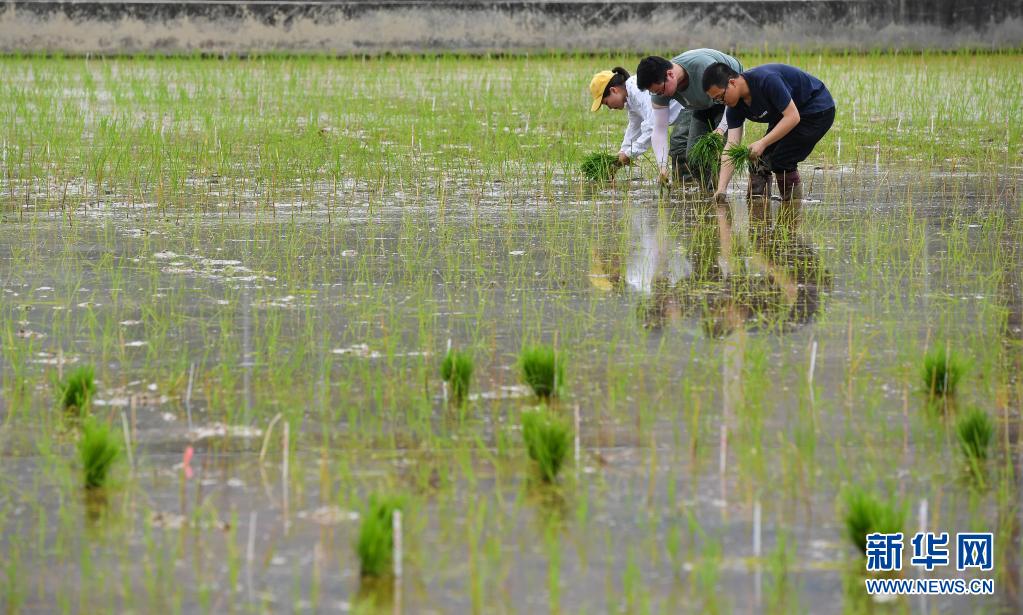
[776,170,802,201]
[747,170,772,202]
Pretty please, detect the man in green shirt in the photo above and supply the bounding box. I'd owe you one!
[637,49,743,188]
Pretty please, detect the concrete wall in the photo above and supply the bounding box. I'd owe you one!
[2,1,1021,54]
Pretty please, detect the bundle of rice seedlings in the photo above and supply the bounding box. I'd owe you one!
[724,144,755,176]
[60,365,95,413]
[521,409,572,483]
[956,407,994,462]
[356,494,406,578]
[688,131,725,177]
[441,348,474,404]
[518,345,565,399]
[921,346,966,399]
[581,152,619,182]
[842,486,905,554]
[79,417,120,490]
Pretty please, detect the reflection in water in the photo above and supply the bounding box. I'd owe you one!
[702,200,831,338]
[997,241,1022,613]
[595,198,831,335]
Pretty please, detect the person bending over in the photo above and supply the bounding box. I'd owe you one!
[589,67,683,172]
[635,49,743,188]
[702,62,835,202]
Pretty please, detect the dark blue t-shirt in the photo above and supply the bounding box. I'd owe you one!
[725,64,834,128]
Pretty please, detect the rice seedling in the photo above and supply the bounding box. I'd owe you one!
[78,417,120,490]
[724,144,755,176]
[0,51,1020,611]
[440,348,473,404]
[356,494,406,578]
[59,365,95,413]
[956,407,994,462]
[518,345,564,400]
[687,131,725,177]
[921,345,967,398]
[521,408,572,483]
[580,152,619,183]
[842,486,905,554]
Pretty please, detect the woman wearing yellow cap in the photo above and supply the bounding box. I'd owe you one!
[589,67,682,172]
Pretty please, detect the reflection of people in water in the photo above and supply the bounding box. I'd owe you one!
[590,198,829,334]
[626,204,728,329]
[701,199,831,338]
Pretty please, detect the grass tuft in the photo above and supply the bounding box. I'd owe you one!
[60,365,96,413]
[724,144,755,176]
[581,152,619,182]
[921,346,966,398]
[518,345,564,399]
[956,407,994,462]
[842,486,905,554]
[441,348,474,404]
[521,409,572,483]
[79,417,120,490]
[356,494,406,578]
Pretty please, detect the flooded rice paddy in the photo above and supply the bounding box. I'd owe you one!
[1,54,1022,613]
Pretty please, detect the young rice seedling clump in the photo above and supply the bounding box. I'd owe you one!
[956,407,994,461]
[842,486,905,554]
[60,365,96,413]
[79,417,120,490]
[724,143,755,176]
[518,345,564,399]
[356,494,406,578]
[441,349,474,403]
[688,131,725,177]
[921,346,966,398]
[581,152,619,182]
[521,409,572,483]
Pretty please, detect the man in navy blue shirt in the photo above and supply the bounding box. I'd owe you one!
[702,62,835,202]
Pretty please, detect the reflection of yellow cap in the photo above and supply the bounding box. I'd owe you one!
[589,70,614,112]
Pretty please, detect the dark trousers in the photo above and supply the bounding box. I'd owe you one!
[761,106,835,173]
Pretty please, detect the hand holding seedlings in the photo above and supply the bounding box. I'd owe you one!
[702,62,835,201]
[635,49,741,188]
[748,139,766,160]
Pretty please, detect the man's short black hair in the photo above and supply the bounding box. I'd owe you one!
[636,56,672,91]
[702,62,740,92]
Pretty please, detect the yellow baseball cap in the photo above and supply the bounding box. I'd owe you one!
[589,70,614,112]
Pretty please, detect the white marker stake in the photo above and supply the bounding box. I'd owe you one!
[918,499,928,613]
[753,500,762,557]
[282,421,290,532]
[393,509,403,615]
[185,362,195,429]
[120,409,134,469]
[754,500,762,607]
[246,511,257,603]
[574,404,581,470]
[393,509,403,578]
[808,340,818,387]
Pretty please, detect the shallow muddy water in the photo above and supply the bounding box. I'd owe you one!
[2,166,1021,613]
[1,55,1023,613]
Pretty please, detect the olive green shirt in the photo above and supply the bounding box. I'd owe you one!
[650,48,743,111]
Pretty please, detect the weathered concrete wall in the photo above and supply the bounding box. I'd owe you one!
[2,1,1021,54]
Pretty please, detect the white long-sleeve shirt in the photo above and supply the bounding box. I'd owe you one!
[620,76,682,160]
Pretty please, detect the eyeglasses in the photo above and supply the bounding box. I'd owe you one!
[710,82,730,105]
